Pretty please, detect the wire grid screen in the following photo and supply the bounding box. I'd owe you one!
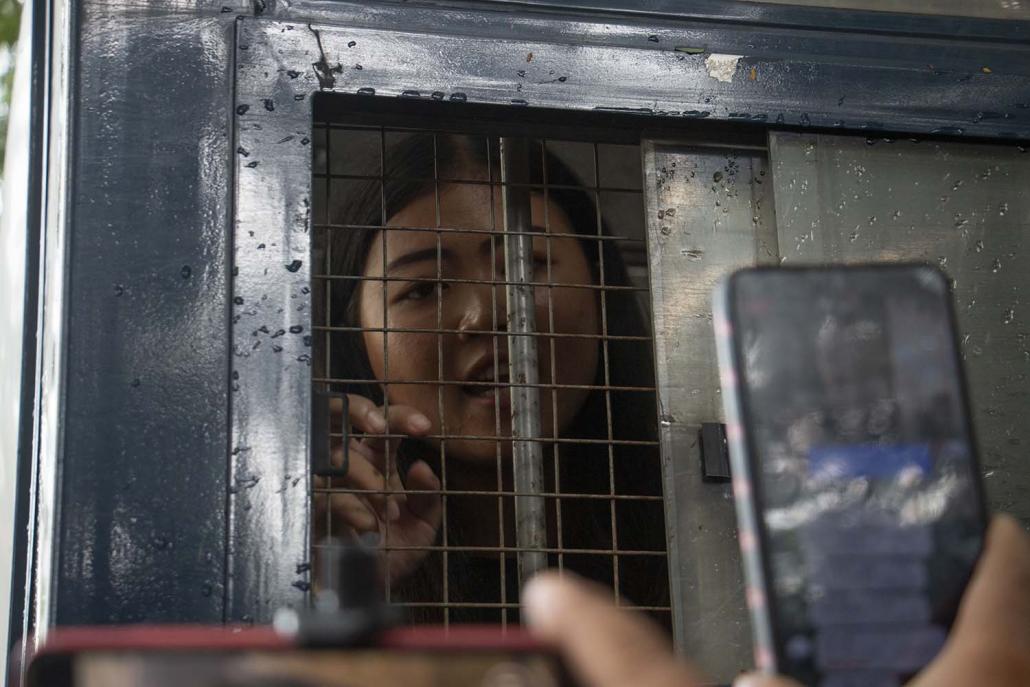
[311,119,670,628]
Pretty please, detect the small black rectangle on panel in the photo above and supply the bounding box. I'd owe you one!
[699,422,731,482]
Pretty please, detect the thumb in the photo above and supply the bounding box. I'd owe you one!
[733,673,804,687]
[910,514,1030,687]
[523,571,705,687]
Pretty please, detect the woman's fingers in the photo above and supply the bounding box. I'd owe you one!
[403,459,443,527]
[361,403,433,461]
[341,395,429,440]
[336,444,398,523]
[339,394,388,434]
[523,571,706,687]
[332,395,440,532]
[322,492,379,535]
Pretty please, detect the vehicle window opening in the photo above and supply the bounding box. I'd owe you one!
[311,101,671,628]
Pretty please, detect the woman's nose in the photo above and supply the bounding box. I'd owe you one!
[455,283,507,340]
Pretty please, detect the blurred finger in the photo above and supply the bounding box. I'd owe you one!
[953,515,1030,641]
[523,571,705,687]
[910,515,1030,687]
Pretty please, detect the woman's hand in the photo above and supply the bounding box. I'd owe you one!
[523,515,1030,687]
[314,394,442,585]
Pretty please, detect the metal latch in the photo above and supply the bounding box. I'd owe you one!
[312,390,350,477]
[699,422,731,482]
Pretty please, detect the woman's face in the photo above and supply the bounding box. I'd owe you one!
[358,185,601,463]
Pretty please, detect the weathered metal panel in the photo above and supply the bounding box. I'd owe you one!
[269,1,1030,139]
[642,140,778,679]
[229,18,315,622]
[769,131,1030,526]
[54,3,246,624]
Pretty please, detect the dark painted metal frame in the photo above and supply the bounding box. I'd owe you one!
[24,0,1030,649]
[228,1,1030,623]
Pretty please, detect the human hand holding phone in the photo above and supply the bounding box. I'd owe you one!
[523,515,1030,687]
[714,265,988,684]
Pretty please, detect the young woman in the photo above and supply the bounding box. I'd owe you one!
[314,131,668,624]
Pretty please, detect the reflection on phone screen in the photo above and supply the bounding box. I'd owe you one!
[734,268,983,687]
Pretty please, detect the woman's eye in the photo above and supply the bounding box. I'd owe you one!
[400,281,440,302]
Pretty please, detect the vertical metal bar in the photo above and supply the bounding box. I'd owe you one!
[541,142,563,576]
[488,140,508,629]
[499,137,547,580]
[432,135,450,628]
[592,142,620,604]
[378,127,392,598]
[322,123,335,554]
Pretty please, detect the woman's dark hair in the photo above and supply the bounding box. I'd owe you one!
[314,130,668,624]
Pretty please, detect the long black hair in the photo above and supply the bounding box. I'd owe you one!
[314,130,668,623]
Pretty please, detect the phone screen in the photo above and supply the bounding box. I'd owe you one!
[728,266,985,687]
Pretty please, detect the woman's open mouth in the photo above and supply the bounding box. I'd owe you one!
[461,369,512,406]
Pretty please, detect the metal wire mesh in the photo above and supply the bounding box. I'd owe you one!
[311,116,670,628]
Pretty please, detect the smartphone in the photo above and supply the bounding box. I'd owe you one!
[714,264,987,687]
